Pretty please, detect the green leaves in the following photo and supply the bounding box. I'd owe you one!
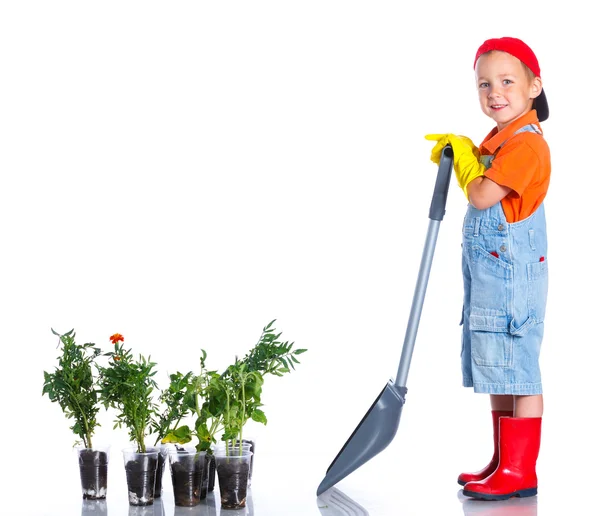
[96,341,159,453]
[209,320,307,451]
[240,320,307,377]
[161,425,193,444]
[42,328,102,448]
[251,408,267,425]
[161,350,224,453]
[151,371,194,445]
[42,320,306,456]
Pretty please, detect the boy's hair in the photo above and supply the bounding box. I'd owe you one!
[520,62,536,82]
[480,49,536,82]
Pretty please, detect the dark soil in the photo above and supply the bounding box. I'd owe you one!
[125,456,158,506]
[217,459,250,509]
[170,456,205,507]
[200,453,210,499]
[154,451,166,498]
[208,454,216,492]
[78,449,108,500]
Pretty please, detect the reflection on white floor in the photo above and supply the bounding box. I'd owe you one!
[81,488,371,516]
[81,500,109,515]
[82,493,231,516]
[16,438,599,516]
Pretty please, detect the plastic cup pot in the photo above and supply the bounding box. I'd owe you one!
[154,444,170,498]
[216,442,251,455]
[168,447,207,507]
[76,445,110,500]
[214,449,253,510]
[225,444,251,454]
[200,451,214,500]
[122,447,159,506]
[242,439,255,486]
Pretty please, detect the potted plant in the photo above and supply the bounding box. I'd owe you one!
[161,350,217,506]
[96,333,160,506]
[42,328,108,500]
[161,320,307,509]
[211,358,263,509]
[150,370,193,499]
[213,320,307,509]
[233,318,307,484]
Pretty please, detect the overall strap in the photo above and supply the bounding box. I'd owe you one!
[513,123,543,136]
[479,123,542,169]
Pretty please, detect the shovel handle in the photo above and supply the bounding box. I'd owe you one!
[394,145,454,388]
[428,145,453,221]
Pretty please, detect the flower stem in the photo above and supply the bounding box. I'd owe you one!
[240,373,246,457]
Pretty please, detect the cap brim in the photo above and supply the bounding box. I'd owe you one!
[534,88,549,122]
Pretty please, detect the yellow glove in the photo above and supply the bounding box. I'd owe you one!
[425,133,485,199]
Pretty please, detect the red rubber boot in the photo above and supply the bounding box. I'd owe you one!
[463,416,542,501]
[457,410,512,486]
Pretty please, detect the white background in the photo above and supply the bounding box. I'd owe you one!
[1,2,597,515]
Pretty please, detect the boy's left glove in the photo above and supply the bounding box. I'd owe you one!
[425,133,486,199]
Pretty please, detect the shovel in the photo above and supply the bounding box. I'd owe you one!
[317,145,454,496]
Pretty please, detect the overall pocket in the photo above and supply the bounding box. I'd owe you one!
[527,258,549,322]
[469,306,513,368]
[468,244,512,315]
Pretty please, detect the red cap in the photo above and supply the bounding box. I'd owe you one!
[474,37,548,122]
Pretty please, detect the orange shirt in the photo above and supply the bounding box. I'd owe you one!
[479,109,551,223]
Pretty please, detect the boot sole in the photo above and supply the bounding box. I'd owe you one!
[462,487,537,501]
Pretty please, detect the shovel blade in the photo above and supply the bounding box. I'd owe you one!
[316,380,407,496]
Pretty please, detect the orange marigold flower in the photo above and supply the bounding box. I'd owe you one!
[110,333,124,344]
[114,356,121,361]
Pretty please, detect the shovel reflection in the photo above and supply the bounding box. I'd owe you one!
[459,489,537,516]
[317,487,369,516]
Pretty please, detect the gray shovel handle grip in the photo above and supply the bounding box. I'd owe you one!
[428,145,453,221]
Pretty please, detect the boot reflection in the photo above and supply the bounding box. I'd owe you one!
[316,487,369,516]
[459,489,538,516]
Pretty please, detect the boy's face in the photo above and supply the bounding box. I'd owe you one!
[475,50,542,130]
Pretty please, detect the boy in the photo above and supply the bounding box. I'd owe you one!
[426,37,551,501]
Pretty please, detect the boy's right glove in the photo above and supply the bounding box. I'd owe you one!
[425,133,486,199]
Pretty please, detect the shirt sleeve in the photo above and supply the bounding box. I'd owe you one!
[484,135,540,197]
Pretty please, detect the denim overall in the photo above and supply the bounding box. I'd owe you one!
[461,124,548,395]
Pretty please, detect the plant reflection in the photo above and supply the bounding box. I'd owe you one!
[81,499,107,516]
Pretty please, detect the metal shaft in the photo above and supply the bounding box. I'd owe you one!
[395,218,441,387]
